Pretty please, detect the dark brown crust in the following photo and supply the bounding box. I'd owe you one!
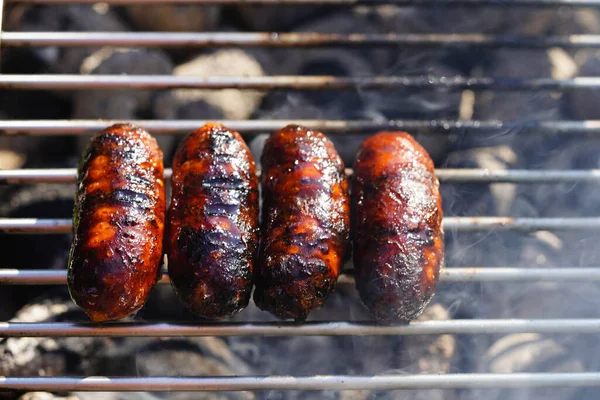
[167,123,259,319]
[254,124,350,321]
[352,131,444,324]
[67,124,166,322]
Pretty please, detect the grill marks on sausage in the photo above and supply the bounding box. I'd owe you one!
[167,123,259,319]
[68,124,166,322]
[352,131,444,324]
[254,125,350,321]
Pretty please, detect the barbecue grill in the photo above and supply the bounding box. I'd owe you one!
[2,0,600,396]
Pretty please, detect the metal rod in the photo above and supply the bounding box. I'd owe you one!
[5,168,600,185]
[5,0,600,6]
[2,217,600,234]
[2,119,600,136]
[2,373,600,391]
[6,32,600,49]
[4,319,600,337]
[2,267,600,285]
[1,75,599,91]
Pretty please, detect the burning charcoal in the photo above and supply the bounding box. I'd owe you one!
[72,48,175,157]
[471,333,585,400]
[125,5,221,32]
[169,50,267,120]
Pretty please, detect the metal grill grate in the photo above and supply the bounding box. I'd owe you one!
[2,0,600,394]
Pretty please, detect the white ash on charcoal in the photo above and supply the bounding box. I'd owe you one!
[0,293,108,378]
[468,333,585,400]
[166,50,267,121]
[1,292,253,400]
[124,5,221,32]
[18,393,80,400]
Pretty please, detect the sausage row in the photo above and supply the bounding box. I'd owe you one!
[68,123,444,324]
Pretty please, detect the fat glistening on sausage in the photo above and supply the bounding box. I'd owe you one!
[352,131,444,323]
[254,124,350,321]
[167,123,259,319]
[68,123,166,322]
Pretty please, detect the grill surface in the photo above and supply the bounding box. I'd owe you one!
[1,0,600,395]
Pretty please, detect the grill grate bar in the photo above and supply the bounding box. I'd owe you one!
[2,74,600,91]
[1,267,600,285]
[2,373,600,391]
[4,168,600,184]
[5,0,600,6]
[6,32,600,49]
[4,319,600,337]
[2,119,600,135]
[3,217,600,233]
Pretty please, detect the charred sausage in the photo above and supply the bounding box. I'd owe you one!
[254,125,350,321]
[167,123,259,319]
[352,131,444,323]
[68,124,166,322]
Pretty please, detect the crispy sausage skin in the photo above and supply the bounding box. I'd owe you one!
[254,125,350,321]
[67,124,166,322]
[167,123,259,319]
[352,131,444,323]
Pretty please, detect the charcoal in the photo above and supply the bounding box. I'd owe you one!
[169,50,267,120]
[0,293,106,377]
[567,50,600,120]
[466,49,565,162]
[553,9,600,35]
[280,11,390,74]
[19,393,80,400]
[13,5,126,74]
[236,5,327,32]
[470,333,585,400]
[373,6,553,36]
[1,291,253,400]
[72,48,175,157]
[124,6,221,32]
[364,304,456,400]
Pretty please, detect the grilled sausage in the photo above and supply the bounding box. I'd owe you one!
[352,131,444,323]
[254,125,350,321]
[167,123,259,319]
[67,124,166,322]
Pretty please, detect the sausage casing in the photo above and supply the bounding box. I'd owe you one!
[352,131,444,323]
[254,125,350,321]
[167,123,259,319]
[67,124,166,322]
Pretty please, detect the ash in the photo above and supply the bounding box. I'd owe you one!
[2,3,600,400]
